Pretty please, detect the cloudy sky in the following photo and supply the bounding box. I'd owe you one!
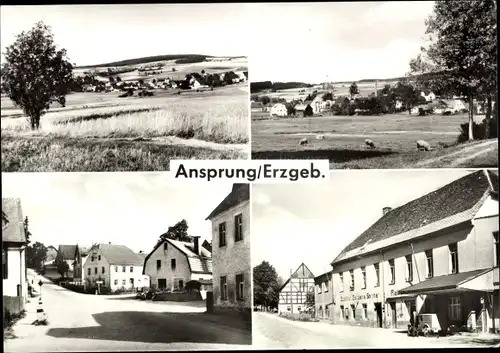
[248,1,435,83]
[2,173,232,254]
[252,169,475,280]
[0,4,249,66]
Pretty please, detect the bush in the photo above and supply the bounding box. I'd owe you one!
[279,311,318,322]
[457,117,498,143]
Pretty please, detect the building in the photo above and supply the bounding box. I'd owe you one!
[270,103,288,117]
[315,271,334,320]
[83,243,149,293]
[55,245,77,279]
[421,90,436,102]
[44,246,58,266]
[278,263,315,314]
[143,236,212,291]
[2,198,28,301]
[206,184,250,312]
[73,245,91,283]
[330,170,499,333]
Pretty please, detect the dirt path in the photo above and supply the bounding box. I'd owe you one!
[414,139,498,167]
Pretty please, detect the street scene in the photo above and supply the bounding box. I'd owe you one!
[252,169,499,348]
[2,173,251,351]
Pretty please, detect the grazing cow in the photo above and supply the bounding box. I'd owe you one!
[365,139,376,148]
[417,140,432,151]
[299,138,308,146]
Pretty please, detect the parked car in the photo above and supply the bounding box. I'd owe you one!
[408,313,441,337]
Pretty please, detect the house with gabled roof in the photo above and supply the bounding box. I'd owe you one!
[2,198,28,302]
[55,244,77,279]
[330,170,499,333]
[206,184,250,312]
[278,263,316,315]
[143,236,212,292]
[83,243,149,293]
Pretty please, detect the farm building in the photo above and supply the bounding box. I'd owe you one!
[270,103,288,117]
[278,263,316,315]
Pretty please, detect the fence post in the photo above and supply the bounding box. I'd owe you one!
[206,291,214,313]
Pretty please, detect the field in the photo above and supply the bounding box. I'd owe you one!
[1,58,249,172]
[251,112,498,169]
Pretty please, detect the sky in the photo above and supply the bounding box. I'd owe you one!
[0,4,249,66]
[2,173,232,254]
[248,1,435,83]
[251,169,476,281]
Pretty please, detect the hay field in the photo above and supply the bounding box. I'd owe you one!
[2,81,249,172]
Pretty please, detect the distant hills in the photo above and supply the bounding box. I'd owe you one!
[76,54,245,69]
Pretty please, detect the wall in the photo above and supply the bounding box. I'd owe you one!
[3,247,27,298]
[109,265,147,291]
[315,278,334,319]
[3,296,25,318]
[145,242,191,290]
[211,200,251,309]
[279,278,315,315]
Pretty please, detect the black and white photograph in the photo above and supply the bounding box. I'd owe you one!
[250,1,498,169]
[2,173,251,352]
[252,169,499,348]
[1,4,249,172]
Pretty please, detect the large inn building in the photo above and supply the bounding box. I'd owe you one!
[316,170,499,333]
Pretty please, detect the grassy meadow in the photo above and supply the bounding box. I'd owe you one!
[251,112,498,169]
[2,65,249,172]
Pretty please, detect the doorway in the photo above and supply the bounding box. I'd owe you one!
[390,302,397,328]
[158,278,166,289]
[374,302,383,328]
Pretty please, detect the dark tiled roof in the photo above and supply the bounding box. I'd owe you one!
[58,245,77,260]
[314,271,332,284]
[206,184,249,220]
[334,170,495,264]
[398,269,487,295]
[2,198,26,243]
[98,243,144,266]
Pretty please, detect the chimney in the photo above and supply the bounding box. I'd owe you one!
[383,207,392,216]
[193,236,200,255]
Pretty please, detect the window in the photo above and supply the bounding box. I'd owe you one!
[340,305,345,319]
[389,259,395,284]
[425,250,433,278]
[351,304,356,319]
[449,243,458,274]
[362,304,368,320]
[234,213,243,242]
[122,279,126,286]
[102,280,105,286]
[156,260,161,270]
[339,273,344,292]
[171,259,176,270]
[130,266,133,272]
[287,306,291,311]
[94,267,98,274]
[163,242,168,251]
[405,255,413,282]
[494,232,499,267]
[236,274,244,301]
[101,266,105,274]
[325,280,329,292]
[2,248,7,279]
[349,270,354,291]
[361,267,366,289]
[219,222,227,247]
[115,266,118,272]
[87,268,91,275]
[374,263,380,287]
[220,276,228,300]
[122,266,126,273]
[114,279,118,285]
[317,284,322,294]
[130,278,134,285]
[298,306,302,312]
[98,255,101,261]
[178,279,184,290]
[91,255,95,262]
[448,297,461,321]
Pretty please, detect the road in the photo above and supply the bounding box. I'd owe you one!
[4,270,252,352]
[253,312,498,349]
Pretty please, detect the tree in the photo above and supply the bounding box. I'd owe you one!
[57,261,70,279]
[381,84,391,96]
[349,82,359,97]
[304,104,314,117]
[116,76,122,82]
[322,92,334,101]
[159,219,192,244]
[108,76,115,84]
[409,0,497,140]
[27,242,48,271]
[258,95,271,106]
[305,291,315,311]
[393,80,420,114]
[23,216,31,245]
[1,22,74,130]
[253,261,281,310]
[201,69,205,74]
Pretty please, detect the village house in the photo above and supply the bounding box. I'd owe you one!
[278,263,315,314]
[294,103,310,116]
[55,245,77,279]
[270,103,288,117]
[83,243,149,293]
[315,270,334,320]
[73,245,90,283]
[206,184,251,312]
[2,198,28,308]
[330,170,499,333]
[143,236,212,292]
[421,90,437,102]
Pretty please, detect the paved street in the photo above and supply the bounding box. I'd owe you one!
[253,312,499,349]
[4,270,251,352]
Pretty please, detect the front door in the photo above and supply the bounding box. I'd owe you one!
[375,302,383,328]
[390,302,397,328]
[158,278,166,289]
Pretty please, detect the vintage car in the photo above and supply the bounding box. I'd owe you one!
[408,313,441,336]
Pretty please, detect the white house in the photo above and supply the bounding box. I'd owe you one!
[235,71,247,82]
[143,236,213,292]
[278,263,316,314]
[270,103,288,117]
[2,198,28,300]
[421,90,436,102]
[83,243,149,293]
